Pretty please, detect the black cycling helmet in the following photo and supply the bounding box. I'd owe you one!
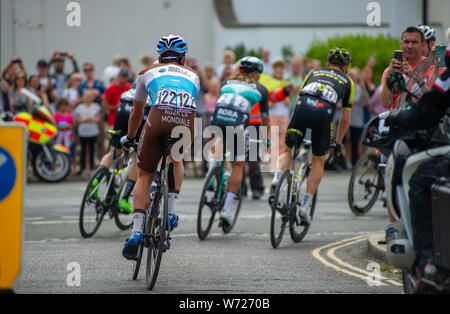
[327,47,352,66]
[239,56,264,74]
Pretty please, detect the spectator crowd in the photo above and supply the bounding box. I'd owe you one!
[5,37,442,178]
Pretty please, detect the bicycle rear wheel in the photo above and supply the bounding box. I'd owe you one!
[132,238,144,280]
[197,166,221,240]
[146,184,168,290]
[114,177,134,230]
[79,166,109,238]
[348,151,381,216]
[221,167,246,234]
[270,169,291,248]
[289,173,317,243]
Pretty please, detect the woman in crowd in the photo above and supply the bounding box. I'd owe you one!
[62,72,83,110]
[28,74,51,110]
[217,50,236,80]
[8,71,33,114]
[345,67,369,167]
[268,58,291,157]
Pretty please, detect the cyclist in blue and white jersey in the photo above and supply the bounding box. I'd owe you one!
[121,35,200,260]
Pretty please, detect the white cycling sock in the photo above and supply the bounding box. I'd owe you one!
[132,213,145,233]
[302,193,313,210]
[272,170,282,183]
[207,157,218,177]
[223,191,236,214]
[168,192,178,215]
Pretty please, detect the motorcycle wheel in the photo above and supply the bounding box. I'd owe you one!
[32,150,71,183]
[402,270,417,294]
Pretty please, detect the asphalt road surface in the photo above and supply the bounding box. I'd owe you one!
[13,170,403,294]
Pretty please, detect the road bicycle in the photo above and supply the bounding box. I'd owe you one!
[130,135,178,290]
[197,153,246,240]
[347,148,386,216]
[79,130,134,238]
[268,133,318,249]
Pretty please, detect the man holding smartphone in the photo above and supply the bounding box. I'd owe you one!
[49,51,80,98]
[378,26,445,244]
[380,26,438,110]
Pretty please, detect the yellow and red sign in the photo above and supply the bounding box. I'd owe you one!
[0,123,27,290]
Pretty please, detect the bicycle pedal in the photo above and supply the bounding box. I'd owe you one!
[218,218,229,227]
[163,240,171,252]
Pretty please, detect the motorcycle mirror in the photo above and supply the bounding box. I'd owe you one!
[386,72,406,94]
[386,72,420,101]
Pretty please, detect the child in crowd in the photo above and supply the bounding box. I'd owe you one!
[74,89,101,177]
[53,98,76,174]
[54,98,75,149]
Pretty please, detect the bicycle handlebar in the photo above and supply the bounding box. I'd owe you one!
[123,142,138,169]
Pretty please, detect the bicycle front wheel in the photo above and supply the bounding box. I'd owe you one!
[197,166,221,240]
[348,151,381,216]
[270,169,291,248]
[79,166,109,238]
[146,184,168,290]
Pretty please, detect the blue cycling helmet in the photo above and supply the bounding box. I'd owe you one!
[157,35,188,55]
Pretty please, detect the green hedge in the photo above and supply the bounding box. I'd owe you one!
[224,43,261,61]
[304,34,400,83]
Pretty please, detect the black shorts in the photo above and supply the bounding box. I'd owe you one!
[112,101,147,146]
[285,95,334,157]
[209,104,249,161]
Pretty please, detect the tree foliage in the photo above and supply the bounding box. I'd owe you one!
[305,34,400,83]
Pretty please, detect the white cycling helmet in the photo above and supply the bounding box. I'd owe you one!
[418,25,436,41]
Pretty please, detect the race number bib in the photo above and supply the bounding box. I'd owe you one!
[217,93,251,112]
[156,88,196,110]
[302,82,338,104]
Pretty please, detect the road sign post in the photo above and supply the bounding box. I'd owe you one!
[0,123,27,292]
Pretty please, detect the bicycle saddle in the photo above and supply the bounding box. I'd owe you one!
[160,135,180,147]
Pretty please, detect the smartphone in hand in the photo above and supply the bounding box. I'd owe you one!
[393,50,403,70]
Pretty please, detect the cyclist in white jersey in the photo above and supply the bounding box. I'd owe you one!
[121,35,200,260]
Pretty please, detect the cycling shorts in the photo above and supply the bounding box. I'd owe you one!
[110,101,152,152]
[209,104,249,161]
[285,95,334,157]
[137,107,195,173]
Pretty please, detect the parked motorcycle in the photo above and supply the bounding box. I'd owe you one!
[362,78,450,293]
[4,89,71,182]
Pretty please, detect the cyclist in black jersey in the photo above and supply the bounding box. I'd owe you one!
[91,86,151,213]
[270,47,355,225]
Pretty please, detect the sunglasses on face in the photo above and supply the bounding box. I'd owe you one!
[84,68,94,72]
